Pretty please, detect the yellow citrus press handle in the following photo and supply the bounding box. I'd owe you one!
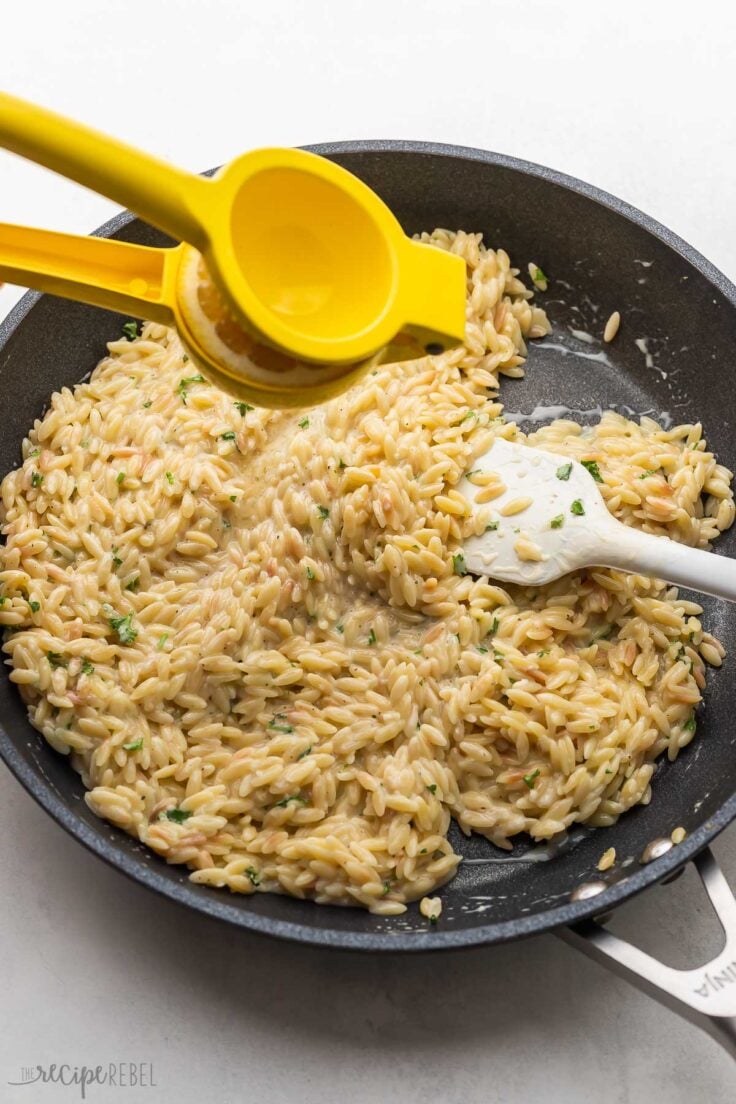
[0,223,446,386]
[0,222,180,324]
[0,92,210,249]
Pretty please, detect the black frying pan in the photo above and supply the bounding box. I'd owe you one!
[1,141,736,1053]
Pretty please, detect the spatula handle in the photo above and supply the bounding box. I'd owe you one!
[600,527,736,603]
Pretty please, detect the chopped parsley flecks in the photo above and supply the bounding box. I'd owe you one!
[112,548,123,568]
[268,719,294,733]
[556,463,572,481]
[338,458,347,470]
[220,431,237,442]
[29,600,40,613]
[297,746,312,761]
[581,460,603,483]
[142,400,152,409]
[367,629,377,646]
[459,410,477,424]
[163,808,193,824]
[116,471,126,486]
[489,617,499,635]
[570,499,585,516]
[234,401,254,416]
[427,784,438,795]
[80,658,95,675]
[229,494,237,502]
[381,880,393,897]
[165,471,175,485]
[31,471,44,488]
[46,651,68,669]
[486,521,499,532]
[306,566,315,580]
[245,866,261,886]
[336,623,344,634]
[274,794,307,808]
[317,505,330,520]
[639,468,659,479]
[550,514,564,529]
[105,608,138,645]
[28,447,41,458]
[124,576,140,592]
[530,264,547,287]
[523,769,541,788]
[121,321,139,341]
[452,552,467,576]
[684,714,697,733]
[156,633,169,651]
[298,417,310,429]
[177,375,205,403]
[478,644,489,653]
[123,737,143,751]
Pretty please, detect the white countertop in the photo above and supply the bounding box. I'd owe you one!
[2,2,736,1100]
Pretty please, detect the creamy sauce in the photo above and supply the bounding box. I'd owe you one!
[540,340,613,367]
[462,852,552,865]
[504,403,674,430]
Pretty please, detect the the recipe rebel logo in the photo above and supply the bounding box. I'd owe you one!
[7,1062,157,1099]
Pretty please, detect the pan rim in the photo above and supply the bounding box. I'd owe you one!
[1,138,735,952]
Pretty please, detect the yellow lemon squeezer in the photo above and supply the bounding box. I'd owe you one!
[0,93,467,407]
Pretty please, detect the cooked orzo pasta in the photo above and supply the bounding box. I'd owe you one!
[0,230,731,915]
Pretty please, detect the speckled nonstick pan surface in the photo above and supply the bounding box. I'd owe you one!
[1,142,735,963]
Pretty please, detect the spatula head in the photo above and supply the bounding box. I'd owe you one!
[459,438,614,585]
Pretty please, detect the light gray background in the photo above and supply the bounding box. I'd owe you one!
[1,1,735,1100]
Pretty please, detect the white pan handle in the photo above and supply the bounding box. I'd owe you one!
[558,848,736,1057]
[597,528,736,603]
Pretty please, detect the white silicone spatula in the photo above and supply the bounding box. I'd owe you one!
[458,438,736,600]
